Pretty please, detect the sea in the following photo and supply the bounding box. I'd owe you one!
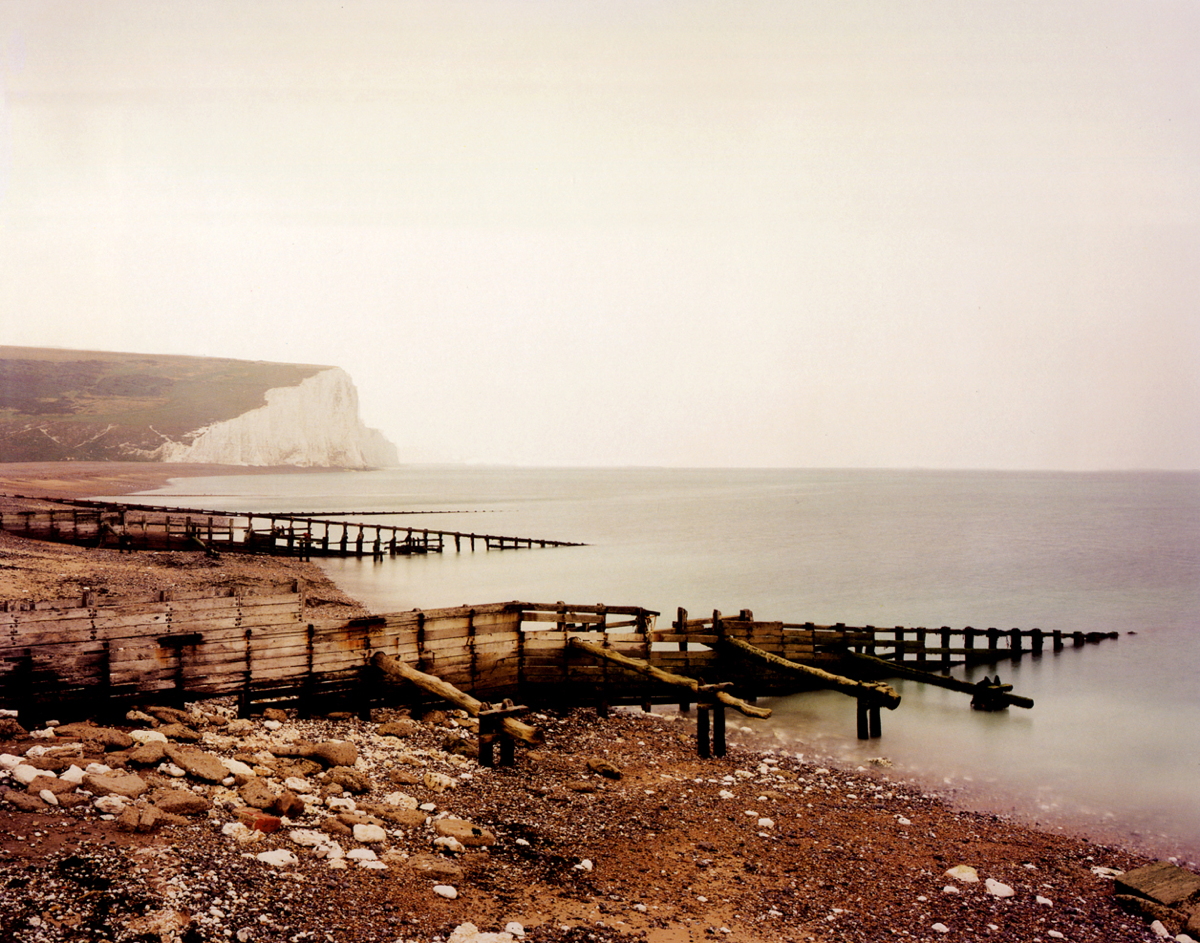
[118,466,1200,863]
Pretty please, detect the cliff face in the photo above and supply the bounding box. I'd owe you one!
[151,368,398,468]
[0,346,398,468]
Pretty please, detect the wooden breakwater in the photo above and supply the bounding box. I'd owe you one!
[0,497,586,558]
[0,592,658,724]
[664,608,1119,675]
[0,589,1117,747]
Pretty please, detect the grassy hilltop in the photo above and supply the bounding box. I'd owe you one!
[0,346,328,462]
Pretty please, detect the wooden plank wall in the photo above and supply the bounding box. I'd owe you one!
[0,595,668,718]
[1,583,311,712]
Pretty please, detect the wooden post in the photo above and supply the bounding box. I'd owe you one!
[894,626,905,663]
[915,627,927,668]
[856,697,870,740]
[300,624,316,718]
[697,705,711,759]
[1053,629,1064,652]
[940,626,952,668]
[239,628,254,718]
[479,710,499,767]
[964,626,976,658]
[101,640,113,717]
[674,608,691,710]
[1030,628,1044,655]
[987,627,1000,654]
[467,609,477,689]
[712,700,726,757]
[1009,628,1022,658]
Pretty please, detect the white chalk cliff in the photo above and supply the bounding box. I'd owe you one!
[153,368,398,468]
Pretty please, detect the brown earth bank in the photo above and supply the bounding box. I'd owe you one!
[0,461,338,501]
[0,464,1195,943]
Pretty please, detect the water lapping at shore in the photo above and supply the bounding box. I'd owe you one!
[124,466,1200,862]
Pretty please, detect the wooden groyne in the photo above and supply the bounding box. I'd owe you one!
[0,588,1117,753]
[0,497,586,558]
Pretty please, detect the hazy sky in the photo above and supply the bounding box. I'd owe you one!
[1,1,1197,469]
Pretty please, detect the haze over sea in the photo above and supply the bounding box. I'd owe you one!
[132,467,1200,862]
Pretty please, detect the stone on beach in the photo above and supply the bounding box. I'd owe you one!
[166,746,229,782]
[353,823,387,843]
[152,789,212,816]
[985,878,1016,898]
[256,849,300,868]
[84,770,148,799]
[433,817,497,847]
[406,853,464,882]
[54,723,134,750]
[446,923,518,943]
[11,764,44,786]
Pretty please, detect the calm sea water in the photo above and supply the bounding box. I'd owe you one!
[126,467,1200,862]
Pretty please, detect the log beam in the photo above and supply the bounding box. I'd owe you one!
[843,650,1034,709]
[566,636,771,719]
[370,651,544,744]
[723,636,901,710]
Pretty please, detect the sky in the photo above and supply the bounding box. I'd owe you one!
[1,1,1197,470]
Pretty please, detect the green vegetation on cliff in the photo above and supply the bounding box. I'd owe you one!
[0,346,328,462]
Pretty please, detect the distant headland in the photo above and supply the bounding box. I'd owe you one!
[0,346,397,469]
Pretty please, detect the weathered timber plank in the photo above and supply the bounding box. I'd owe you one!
[417,636,483,656]
[0,603,303,647]
[470,636,519,653]
[652,633,719,645]
[1,619,283,653]
[420,624,473,643]
[520,611,605,624]
[0,592,301,627]
[517,602,645,616]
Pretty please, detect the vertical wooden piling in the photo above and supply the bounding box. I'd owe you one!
[238,628,254,718]
[697,705,711,759]
[676,608,690,712]
[712,701,727,757]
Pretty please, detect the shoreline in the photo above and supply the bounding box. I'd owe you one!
[2,460,1191,861]
[0,462,1192,941]
[0,461,346,501]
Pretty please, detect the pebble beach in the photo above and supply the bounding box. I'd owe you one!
[0,464,1195,943]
